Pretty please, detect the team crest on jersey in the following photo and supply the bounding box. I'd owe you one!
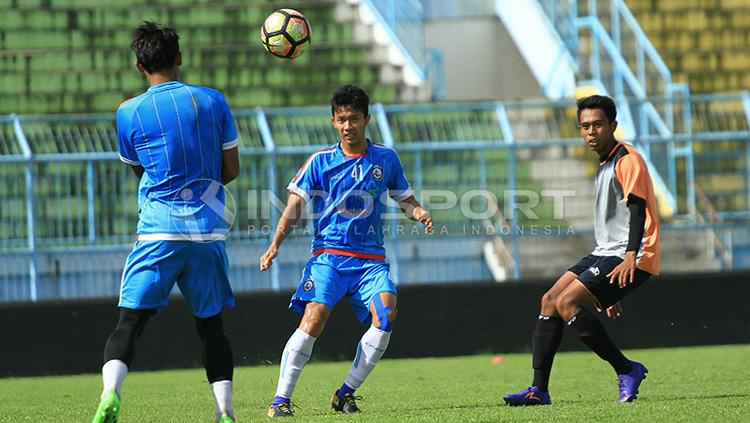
[302,277,314,291]
[371,165,384,180]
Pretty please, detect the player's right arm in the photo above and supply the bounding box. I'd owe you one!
[116,103,143,180]
[259,193,306,271]
[261,148,323,270]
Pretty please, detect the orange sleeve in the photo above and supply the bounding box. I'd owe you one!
[615,153,650,200]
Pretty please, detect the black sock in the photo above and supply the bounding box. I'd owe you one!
[531,315,564,392]
[196,314,234,383]
[567,308,632,374]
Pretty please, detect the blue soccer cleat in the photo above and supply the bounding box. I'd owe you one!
[617,360,648,403]
[503,386,552,406]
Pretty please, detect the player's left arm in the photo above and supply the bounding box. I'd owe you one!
[129,165,144,179]
[218,92,240,185]
[608,153,649,288]
[397,196,433,233]
[387,151,432,233]
[221,146,239,184]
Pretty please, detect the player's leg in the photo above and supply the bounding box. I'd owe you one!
[269,302,331,417]
[332,291,396,414]
[504,256,596,406]
[555,256,651,403]
[94,241,178,422]
[269,254,344,417]
[331,258,396,414]
[93,307,154,423]
[531,270,581,394]
[179,241,237,422]
[196,313,235,422]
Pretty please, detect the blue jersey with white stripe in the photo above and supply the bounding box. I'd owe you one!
[117,81,239,240]
[288,140,413,258]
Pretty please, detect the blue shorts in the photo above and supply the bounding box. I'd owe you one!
[119,240,235,318]
[289,253,397,324]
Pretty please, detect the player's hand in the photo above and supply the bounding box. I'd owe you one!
[413,207,433,233]
[605,302,623,320]
[607,252,636,288]
[259,246,278,271]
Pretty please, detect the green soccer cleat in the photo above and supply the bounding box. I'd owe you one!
[218,412,235,422]
[92,389,120,423]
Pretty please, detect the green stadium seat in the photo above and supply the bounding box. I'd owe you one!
[0,0,413,114]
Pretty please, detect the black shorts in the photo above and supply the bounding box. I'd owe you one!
[568,254,651,309]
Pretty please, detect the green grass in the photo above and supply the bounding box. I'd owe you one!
[1,344,748,422]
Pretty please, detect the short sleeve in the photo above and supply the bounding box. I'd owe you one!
[219,95,239,150]
[387,151,414,201]
[116,106,140,165]
[287,153,321,202]
[615,153,650,200]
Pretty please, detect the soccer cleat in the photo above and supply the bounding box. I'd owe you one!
[331,390,362,414]
[267,402,295,417]
[217,413,235,422]
[503,386,552,406]
[92,389,121,423]
[617,361,648,403]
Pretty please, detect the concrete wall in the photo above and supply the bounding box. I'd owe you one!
[2,270,748,377]
[425,17,540,101]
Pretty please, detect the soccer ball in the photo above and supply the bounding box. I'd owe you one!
[260,9,311,59]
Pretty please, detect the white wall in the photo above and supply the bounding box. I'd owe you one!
[425,17,540,101]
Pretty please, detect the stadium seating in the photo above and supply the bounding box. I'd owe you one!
[622,0,750,217]
[626,0,750,94]
[0,0,409,114]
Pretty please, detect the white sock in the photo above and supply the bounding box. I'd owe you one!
[275,328,316,399]
[343,326,391,389]
[102,359,128,398]
[211,380,234,421]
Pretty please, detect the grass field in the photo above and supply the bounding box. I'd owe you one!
[1,344,748,422]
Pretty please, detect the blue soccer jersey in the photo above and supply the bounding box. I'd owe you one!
[117,81,239,240]
[287,140,413,259]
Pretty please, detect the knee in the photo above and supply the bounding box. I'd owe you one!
[554,294,577,320]
[541,291,557,310]
[302,310,327,335]
[104,308,153,364]
[196,314,226,342]
[372,300,396,332]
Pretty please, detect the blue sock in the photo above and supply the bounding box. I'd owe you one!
[338,383,355,396]
[272,395,290,406]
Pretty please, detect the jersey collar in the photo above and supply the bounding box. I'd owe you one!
[338,139,371,158]
[599,141,621,164]
[147,80,184,93]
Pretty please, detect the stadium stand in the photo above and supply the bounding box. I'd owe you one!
[627,0,750,94]
[0,0,423,114]
[622,0,750,217]
[2,0,749,302]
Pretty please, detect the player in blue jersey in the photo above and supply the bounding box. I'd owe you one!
[92,22,239,423]
[261,85,433,417]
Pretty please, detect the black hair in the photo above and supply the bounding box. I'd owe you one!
[131,21,180,74]
[331,84,370,117]
[577,95,617,123]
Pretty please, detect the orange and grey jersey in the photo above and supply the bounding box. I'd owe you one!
[592,143,660,275]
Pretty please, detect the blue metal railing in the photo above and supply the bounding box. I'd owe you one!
[2,94,750,302]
